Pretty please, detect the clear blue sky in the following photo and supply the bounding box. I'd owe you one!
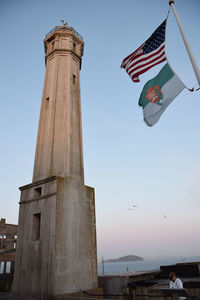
[1,0,200,258]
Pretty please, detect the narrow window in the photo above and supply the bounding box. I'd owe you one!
[0,262,5,274]
[13,242,16,249]
[32,213,41,241]
[0,235,3,248]
[73,74,76,85]
[52,41,55,50]
[73,42,76,52]
[34,187,42,198]
[45,97,49,110]
[0,234,6,248]
[6,262,11,273]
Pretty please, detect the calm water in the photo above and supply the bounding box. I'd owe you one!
[98,255,200,275]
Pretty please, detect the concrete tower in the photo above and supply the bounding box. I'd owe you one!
[13,24,98,300]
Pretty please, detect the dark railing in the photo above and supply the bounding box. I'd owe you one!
[45,25,83,40]
[82,291,170,299]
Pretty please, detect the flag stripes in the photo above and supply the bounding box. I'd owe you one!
[127,44,166,75]
[121,19,167,82]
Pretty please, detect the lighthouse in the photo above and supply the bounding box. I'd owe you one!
[13,24,98,299]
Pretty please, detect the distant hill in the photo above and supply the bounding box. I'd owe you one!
[105,255,143,263]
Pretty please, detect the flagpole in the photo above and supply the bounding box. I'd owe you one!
[169,0,200,87]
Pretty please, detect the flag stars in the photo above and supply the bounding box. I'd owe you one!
[121,19,167,82]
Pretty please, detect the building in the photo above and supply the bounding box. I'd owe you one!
[0,218,17,291]
[13,23,97,300]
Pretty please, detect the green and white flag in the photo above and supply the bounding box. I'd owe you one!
[139,63,185,126]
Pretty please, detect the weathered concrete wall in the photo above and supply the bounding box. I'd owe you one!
[55,177,97,295]
[13,176,97,299]
[13,177,57,299]
[33,27,84,184]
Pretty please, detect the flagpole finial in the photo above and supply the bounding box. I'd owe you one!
[169,0,174,5]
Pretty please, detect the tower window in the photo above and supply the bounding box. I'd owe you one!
[52,41,55,50]
[34,187,42,198]
[73,42,76,52]
[32,213,41,241]
[45,97,49,110]
[73,74,76,85]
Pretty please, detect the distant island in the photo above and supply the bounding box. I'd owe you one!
[104,255,144,263]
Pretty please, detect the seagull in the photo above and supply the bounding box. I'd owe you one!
[128,204,138,211]
[163,215,167,219]
[61,20,67,26]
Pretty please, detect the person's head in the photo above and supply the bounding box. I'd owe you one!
[169,272,177,282]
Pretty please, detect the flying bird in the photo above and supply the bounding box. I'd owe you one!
[128,204,138,211]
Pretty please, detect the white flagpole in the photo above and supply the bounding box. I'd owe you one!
[169,0,200,87]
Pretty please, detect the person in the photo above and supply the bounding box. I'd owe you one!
[169,272,186,300]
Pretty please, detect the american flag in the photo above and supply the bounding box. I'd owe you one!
[121,19,167,83]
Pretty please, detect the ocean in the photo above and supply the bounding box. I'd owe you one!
[98,255,200,275]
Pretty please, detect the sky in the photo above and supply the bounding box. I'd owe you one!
[1,0,200,259]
